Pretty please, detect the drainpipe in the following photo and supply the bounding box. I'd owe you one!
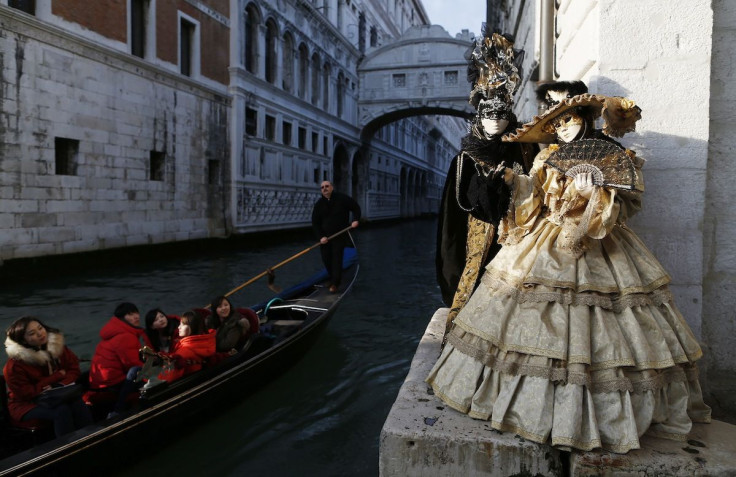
[537,0,555,115]
[539,0,555,83]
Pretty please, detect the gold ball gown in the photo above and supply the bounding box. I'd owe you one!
[426,145,711,453]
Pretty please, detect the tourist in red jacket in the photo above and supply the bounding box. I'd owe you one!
[89,302,152,415]
[3,317,93,436]
[159,310,216,382]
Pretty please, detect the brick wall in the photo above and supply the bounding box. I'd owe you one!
[198,9,229,84]
[52,0,127,43]
[157,0,179,65]
[155,0,228,85]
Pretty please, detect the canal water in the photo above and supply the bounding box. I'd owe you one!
[0,218,443,476]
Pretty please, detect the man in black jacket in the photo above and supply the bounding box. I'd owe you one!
[311,181,361,292]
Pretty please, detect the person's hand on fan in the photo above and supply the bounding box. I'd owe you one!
[575,172,595,199]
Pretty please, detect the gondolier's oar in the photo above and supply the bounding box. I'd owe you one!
[204,224,355,308]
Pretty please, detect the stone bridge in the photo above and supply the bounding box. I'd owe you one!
[357,25,475,141]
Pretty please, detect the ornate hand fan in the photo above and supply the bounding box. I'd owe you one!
[545,139,641,191]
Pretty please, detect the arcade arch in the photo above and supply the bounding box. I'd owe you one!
[332,142,350,194]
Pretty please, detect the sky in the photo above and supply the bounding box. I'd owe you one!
[421,0,485,38]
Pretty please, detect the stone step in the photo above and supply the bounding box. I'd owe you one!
[379,307,736,477]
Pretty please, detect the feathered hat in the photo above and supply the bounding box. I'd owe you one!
[536,80,589,110]
[502,93,642,143]
[467,26,525,120]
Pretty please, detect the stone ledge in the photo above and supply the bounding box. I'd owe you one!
[379,308,565,476]
[380,307,736,477]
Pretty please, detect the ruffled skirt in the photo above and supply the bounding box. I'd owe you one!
[426,220,711,453]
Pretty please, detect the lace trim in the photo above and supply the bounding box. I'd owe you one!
[448,331,590,385]
[488,420,549,444]
[589,367,687,393]
[486,266,672,296]
[481,271,674,312]
[487,420,647,454]
[645,429,688,442]
[447,331,697,394]
[453,319,567,360]
[556,187,601,258]
[497,173,538,246]
[435,382,684,454]
[551,435,606,453]
[428,382,472,414]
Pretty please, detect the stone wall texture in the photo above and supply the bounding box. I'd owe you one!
[0,9,230,261]
[703,0,736,419]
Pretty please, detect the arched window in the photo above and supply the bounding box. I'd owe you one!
[244,4,260,74]
[298,43,309,100]
[322,62,331,111]
[265,19,278,84]
[311,52,320,105]
[282,32,295,93]
[337,71,344,118]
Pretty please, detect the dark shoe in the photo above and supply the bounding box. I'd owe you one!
[329,285,338,293]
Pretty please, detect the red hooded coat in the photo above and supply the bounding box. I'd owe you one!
[3,332,81,422]
[159,331,216,382]
[89,317,152,389]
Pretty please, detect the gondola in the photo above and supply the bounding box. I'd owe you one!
[0,245,359,477]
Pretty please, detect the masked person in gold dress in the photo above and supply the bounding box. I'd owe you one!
[427,86,711,453]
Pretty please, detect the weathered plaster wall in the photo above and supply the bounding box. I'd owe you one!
[593,0,713,341]
[0,9,229,261]
[703,0,736,419]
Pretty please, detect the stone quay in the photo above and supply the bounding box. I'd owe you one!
[380,308,736,476]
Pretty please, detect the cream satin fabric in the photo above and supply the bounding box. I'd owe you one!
[428,149,711,453]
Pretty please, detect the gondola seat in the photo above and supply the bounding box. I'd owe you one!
[236,308,260,335]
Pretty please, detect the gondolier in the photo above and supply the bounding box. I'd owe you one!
[311,181,360,293]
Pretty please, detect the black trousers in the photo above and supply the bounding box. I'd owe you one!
[320,241,345,286]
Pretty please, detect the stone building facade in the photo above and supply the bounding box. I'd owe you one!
[0,0,466,260]
[227,0,463,234]
[0,0,231,260]
[489,0,735,419]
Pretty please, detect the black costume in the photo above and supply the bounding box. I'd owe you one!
[311,191,361,287]
[434,31,537,339]
[436,125,536,306]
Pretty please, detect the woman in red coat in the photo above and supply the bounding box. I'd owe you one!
[3,317,93,436]
[159,310,216,382]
